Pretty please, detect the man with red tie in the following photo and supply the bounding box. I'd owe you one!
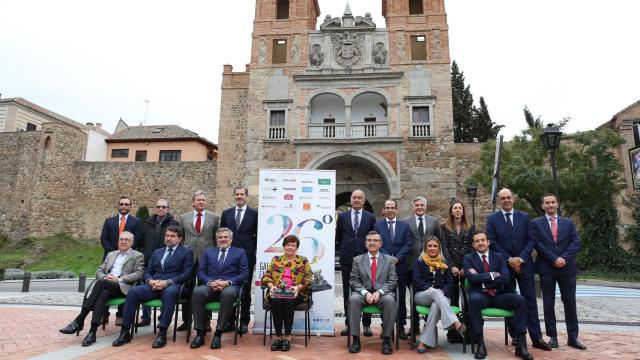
[530,193,585,351]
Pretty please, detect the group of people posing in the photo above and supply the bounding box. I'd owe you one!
[57,186,584,360]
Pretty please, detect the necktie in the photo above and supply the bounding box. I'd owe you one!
[219,249,227,265]
[550,216,558,242]
[353,211,360,233]
[195,212,202,235]
[162,247,174,272]
[371,256,377,289]
[505,212,512,227]
[119,215,126,234]
[418,217,425,239]
[481,255,496,296]
[235,208,243,228]
[388,220,395,240]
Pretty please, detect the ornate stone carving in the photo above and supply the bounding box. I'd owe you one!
[258,37,267,65]
[432,30,441,59]
[320,15,342,29]
[331,32,365,73]
[309,44,324,66]
[291,35,300,64]
[372,41,387,65]
[395,32,406,63]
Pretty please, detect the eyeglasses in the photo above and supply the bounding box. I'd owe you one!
[156,205,167,209]
[118,203,131,206]
[118,238,131,242]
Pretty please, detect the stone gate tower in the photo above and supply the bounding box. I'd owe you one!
[216,0,456,216]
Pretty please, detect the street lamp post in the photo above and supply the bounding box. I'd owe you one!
[540,124,562,214]
[466,184,478,226]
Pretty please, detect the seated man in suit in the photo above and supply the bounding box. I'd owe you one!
[112,225,194,348]
[464,231,533,360]
[190,227,248,349]
[59,231,144,346]
[348,230,398,355]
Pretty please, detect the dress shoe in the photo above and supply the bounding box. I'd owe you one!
[381,338,393,355]
[281,339,291,351]
[222,323,235,333]
[239,324,249,334]
[138,318,151,327]
[112,329,131,346]
[271,338,282,351]
[567,338,587,350]
[152,332,167,348]
[340,327,349,336]
[81,331,96,346]
[363,326,373,337]
[474,341,487,359]
[515,346,534,360]
[349,336,361,353]
[398,327,408,340]
[447,329,464,344]
[115,317,123,326]
[532,338,552,351]
[59,321,82,334]
[190,335,205,349]
[176,322,189,331]
[547,336,558,348]
[210,336,222,349]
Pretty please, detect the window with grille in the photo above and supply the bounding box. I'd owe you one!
[111,149,129,158]
[159,150,181,161]
[135,151,147,161]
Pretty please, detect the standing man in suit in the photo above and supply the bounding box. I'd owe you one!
[59,231,144,346]
[374,199,412,339]
[177,190,219,331]
[487,188,551,351]
[531,193,585,350]
[112,225,194,349]
[138,198,180,327]
[464,231,533,360]
[401,196,440,335]
[220,186,258,334]
[336,189,376,336]
[348,230,398,355]
[190,227,249,349]
[99,195,141,325]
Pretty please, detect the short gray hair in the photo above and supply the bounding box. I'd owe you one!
[119,231,134,242]
[216,227,233,239]
[192,190,206,201]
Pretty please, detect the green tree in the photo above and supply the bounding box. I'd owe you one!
[473,97,503,142]
[523,105,543,129]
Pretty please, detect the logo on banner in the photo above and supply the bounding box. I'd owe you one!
[264,177,277,182]
[318,178,331,185]
[319,196,331,200]
[302,187,313,193]
[283,194,294,200]
[319,188,329,193]
[299,196,313,200]
[303,203,312,211]
[261,204,277,208]
[283,178,296,183]
[316,204,332,209]
[262,195,276,200]
[301,179,313,184]
[283,186,296,191]
[262,186,277,192]
[282,203,294,209]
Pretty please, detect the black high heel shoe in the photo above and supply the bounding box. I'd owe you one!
[59,321,83,336]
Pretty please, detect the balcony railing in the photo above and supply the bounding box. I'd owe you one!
[308,122,388,139]
[412,123,431,137]
[268,126,286,140]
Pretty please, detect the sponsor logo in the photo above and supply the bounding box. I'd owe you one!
[303,203,312,211]
[299,196,313,200]
[261,186,277,192]
[319,188,330,193]
[318,178,331,185]
[283,194,294,200]
[282,186,296,191]
[318,196,331,200]
[262,195,276,200]
[301,180,313,184]
[316,204,332,209]
[263,177,277,182]
[302,187,313,193]
[283,178,296,182]
[282,203,294,209]
[261,204,277,208]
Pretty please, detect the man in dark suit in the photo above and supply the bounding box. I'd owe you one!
[112,225,194,349]
[219,186,258,333]
[487,188,551,351]
[336,189,376,336]
[348,230,398,355]
[464,231,533,360]
[99,195,141,325]
[531,193,585,350]
[190,227,249,349]
[374,199,411,339]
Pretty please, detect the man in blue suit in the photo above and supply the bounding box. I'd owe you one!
[190,227,248,349]
[464,231,533,360]
[219,186,257,333]
[374,199,412,339]
[530,193,585,350]
[112,225,194,349]
[100,196,141,261]
[336,189,376,336]
[487,188,551,351]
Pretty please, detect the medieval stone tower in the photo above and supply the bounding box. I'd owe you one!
[216,0,456,216]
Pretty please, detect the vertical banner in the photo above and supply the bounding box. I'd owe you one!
[254,169,336,335]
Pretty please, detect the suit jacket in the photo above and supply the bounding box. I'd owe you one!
[375,218,412,271]
[463,250,511,294]
[486,210,535,273]
[197,246,249,286]
[178,209,219,262]
[220,206,258,265]
[350,252,397,296]
[96,249,145,294]
[144,245,194,285]
[412,257,454,298]
[336,209,376,266]
[139,213,180,265]
[530,215,581,276]
[401,215,441,271]
[100,214,141,256]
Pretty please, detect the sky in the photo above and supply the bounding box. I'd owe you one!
[1,0,639,143]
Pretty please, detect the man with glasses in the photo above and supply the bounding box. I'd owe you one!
[99,195,141,325]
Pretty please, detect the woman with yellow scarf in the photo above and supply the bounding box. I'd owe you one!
[413,236,466,353]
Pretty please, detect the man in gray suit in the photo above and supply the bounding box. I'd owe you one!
[177,190,219,331]
[59,231,144,346]
[348,230,398,355]
[401,196,440,333]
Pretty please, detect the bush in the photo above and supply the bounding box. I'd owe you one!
[3,268,75,280]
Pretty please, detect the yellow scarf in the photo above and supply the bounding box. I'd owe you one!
[422,253,449,272]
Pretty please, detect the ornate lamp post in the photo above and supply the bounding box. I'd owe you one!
[466,184,478,226]
[540,124,562,214]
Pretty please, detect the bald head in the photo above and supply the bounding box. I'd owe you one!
[497,188,514,212]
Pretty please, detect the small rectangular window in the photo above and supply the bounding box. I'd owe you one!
[26,122,37,131]
[409,0,423,15]
[412,106,430,123]
[111,149,129,158]
[159,150,181,161]
[270,110,285,126]
[411,35,427,60]
[276,0,289,19]
[135,150,147,161]
[273,39,287,64]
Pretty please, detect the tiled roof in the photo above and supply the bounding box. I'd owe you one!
[107,125,217,148]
